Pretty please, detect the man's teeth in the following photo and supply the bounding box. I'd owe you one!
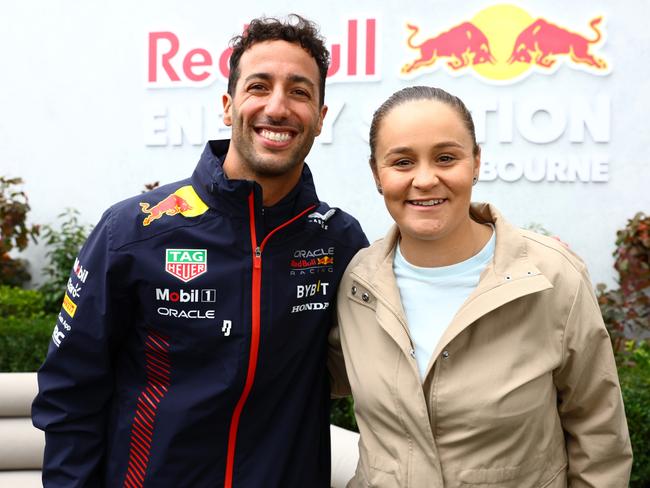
[260,129,291,142]
[411,199,445,206]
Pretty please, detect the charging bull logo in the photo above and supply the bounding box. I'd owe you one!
[508,17,606,69]
[400,4,610,84]
[402,22,495,73]
[140,185,209,226]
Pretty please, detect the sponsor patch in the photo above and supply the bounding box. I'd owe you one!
[290,247,335,276]
[73,257,89,283]
[291,302,330,313]
[52,324,65,347]
[140,185,209,226]
[222,320,232,336]
[155,288,216,303]
[62,294,77,318]
[165,249,207,282]
[297,281,329,298]
[157,307,215,319]
[67,278,82,298]
[58,313,72,331]
[307,209,336,230]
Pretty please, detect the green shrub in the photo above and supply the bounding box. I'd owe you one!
[618,340,650,486]
[0,285,45,318]
[330,396,358,432]
[0,314,55,371]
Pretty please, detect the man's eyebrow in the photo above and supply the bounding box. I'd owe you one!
[243,73,316,90]
[287,74,315,90]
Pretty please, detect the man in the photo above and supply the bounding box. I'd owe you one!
[32,15,367,488]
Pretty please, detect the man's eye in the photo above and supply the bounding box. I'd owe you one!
[248,84,267,92]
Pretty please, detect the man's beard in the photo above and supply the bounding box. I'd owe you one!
[230,114,317,178]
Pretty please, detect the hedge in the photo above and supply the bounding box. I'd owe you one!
[0,314,54,372]
[0,285,46,318]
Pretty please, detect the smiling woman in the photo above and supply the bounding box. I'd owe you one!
[330,86,632,487]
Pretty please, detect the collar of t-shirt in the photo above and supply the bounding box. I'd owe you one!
[393,227,496,381]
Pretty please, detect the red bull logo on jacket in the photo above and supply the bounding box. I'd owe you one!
[401,4,610,84]
[140,185,208,226]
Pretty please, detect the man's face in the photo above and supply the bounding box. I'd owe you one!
[222,40,328,182]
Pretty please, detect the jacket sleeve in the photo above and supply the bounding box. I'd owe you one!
[328,319,351,398]
[327,223,368,399]
[553,273,632,487]
[32,210,132,487]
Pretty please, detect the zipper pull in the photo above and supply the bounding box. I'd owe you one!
[254,246,262,269]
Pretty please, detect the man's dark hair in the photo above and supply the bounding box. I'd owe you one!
[227,14,330,106]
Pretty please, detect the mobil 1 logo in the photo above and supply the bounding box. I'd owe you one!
[155,288,216,303]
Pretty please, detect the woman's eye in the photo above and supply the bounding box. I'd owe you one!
[394,159,412,167]
[438,155,455,164]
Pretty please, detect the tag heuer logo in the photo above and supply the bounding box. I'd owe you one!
[165,249,207,282]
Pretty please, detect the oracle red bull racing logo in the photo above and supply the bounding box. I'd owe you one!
[401,4,610,84]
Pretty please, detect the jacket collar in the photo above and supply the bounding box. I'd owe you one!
[190,140,320,230]
[348,203,553,362]
[351,203,548,285]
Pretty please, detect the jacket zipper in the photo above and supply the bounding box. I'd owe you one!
[223,191,316,488]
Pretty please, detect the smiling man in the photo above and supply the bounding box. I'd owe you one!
[32,15,367,488]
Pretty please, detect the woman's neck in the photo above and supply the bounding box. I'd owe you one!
[399,219,493,268]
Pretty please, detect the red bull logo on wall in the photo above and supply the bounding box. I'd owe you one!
[400,4,610,83]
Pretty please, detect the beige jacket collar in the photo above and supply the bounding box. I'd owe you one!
[347,203,554,374]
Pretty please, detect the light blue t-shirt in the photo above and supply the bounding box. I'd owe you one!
[394,229,496,381]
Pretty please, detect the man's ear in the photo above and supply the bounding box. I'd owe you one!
[222,94,233,127]
[314,104,328,136]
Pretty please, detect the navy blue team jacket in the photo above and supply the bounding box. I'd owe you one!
[32,140,368,487]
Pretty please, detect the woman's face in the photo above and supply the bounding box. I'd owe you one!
[373,99,480,248]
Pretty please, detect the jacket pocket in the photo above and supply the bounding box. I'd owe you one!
[349,446,402,488]
[457,451,567,487]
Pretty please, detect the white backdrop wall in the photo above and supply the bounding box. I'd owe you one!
[2,0,648,288]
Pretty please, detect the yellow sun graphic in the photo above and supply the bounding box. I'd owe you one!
[471,4,534,81]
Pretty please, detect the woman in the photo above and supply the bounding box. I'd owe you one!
[330,86,632,487]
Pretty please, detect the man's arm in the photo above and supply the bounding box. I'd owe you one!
[328,317,351,398]
[554,275,632,487]
[32,210,130,487]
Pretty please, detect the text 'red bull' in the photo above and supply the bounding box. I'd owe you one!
[508,17,607,69]
[148,18,377,86]
[402,22,495,74]
[140,194,192,226]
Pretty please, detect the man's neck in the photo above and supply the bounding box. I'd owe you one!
[222,154,303,206]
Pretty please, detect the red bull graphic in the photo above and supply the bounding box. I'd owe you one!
[140,185,208,226]
[402,22,495,73]
[508,17,606,69]
[140,194,191,226]
[400,4,610,84]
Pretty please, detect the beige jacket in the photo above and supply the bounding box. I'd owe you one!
[330,203,632,487]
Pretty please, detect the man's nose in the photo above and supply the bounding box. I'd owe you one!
[264,89,291,120]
